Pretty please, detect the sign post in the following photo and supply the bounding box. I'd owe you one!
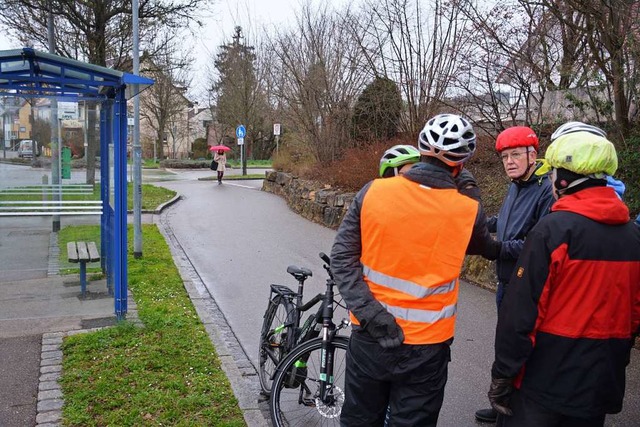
[236,125,247,176]
[273,123,281,155]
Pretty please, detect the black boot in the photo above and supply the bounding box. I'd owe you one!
[475,407,498,423]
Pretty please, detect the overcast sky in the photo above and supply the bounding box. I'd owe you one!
[0,0,343,100]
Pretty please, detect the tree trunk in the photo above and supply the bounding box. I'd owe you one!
[611,52,629,134]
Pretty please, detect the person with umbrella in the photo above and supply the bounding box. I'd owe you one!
[210,145,229,184]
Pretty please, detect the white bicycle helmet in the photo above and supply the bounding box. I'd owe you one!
[550,121,607,141]
[418,114,476,166]
[379,145,420,177]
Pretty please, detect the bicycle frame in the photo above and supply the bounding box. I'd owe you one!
[269,252,351,425]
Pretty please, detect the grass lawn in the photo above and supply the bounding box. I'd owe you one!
[226,160,271,168]
[128,183,176,210]
[58,224,246,426]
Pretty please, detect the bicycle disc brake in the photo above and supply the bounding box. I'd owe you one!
[315,386,344,418]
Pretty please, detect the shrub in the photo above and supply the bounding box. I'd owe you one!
[352,77,402,141]
[319,140,400,191]
[159,159,209,169]
[271,140,317,177]
[617,133,640,216]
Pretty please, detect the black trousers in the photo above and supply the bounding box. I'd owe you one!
[340,331,451,427]
[497,389,606,427]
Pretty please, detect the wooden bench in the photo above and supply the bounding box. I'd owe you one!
[67,241,101,296]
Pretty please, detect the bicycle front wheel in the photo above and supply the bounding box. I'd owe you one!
[270,336,349,427]
[258,295,294,395]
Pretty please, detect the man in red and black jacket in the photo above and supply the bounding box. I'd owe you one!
[488,130,640,427]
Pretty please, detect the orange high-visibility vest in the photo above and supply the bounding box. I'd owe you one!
[354,176,479,344]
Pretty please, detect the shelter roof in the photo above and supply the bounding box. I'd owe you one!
[0,48,153,101]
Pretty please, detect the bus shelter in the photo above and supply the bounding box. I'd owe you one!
[0,48,153,319]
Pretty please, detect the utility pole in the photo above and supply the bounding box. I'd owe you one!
[48,5,60,232]
[132,0,143,258]
[1,99,6,159]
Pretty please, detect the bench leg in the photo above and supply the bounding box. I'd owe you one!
[80,261,87,297]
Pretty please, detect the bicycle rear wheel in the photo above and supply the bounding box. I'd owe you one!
[258,295,294,395]
[270,336,349,427]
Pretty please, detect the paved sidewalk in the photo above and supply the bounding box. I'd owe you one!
[0,217,129,427]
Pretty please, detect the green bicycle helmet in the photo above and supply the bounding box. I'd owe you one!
[379,145,420,178]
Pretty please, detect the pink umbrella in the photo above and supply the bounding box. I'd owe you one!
[209,145,231,152]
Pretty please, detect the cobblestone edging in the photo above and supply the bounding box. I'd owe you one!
[157,209,268,427]
[34,293,141,427]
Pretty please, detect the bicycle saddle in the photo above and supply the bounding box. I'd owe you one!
[286,265,313,281]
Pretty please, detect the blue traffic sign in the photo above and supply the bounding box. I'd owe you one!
[236,125,246,139]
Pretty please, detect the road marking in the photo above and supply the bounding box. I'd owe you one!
[222,182,259,189]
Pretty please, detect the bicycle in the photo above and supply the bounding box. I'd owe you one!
[268,252,350,426]
[258,252,345,395]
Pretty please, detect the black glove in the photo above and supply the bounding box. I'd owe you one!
[364,309,405,349]
[488,376,514,416]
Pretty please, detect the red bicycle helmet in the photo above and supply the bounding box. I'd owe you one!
[495,126,539,152]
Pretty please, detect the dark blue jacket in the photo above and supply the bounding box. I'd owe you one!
[487,169,554,284]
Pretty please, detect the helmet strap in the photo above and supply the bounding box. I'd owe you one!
[511,147,535,182]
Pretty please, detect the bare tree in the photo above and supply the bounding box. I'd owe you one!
[264,2,369,162]
[348,0,469,134]
[449,1,559,129]
[537,0,638,134]
[139,34,193,160]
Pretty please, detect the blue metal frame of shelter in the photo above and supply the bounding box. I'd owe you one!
[0,48,153,319]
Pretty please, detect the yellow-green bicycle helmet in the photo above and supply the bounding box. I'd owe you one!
[379,145,420,178]
[536,131,618,177]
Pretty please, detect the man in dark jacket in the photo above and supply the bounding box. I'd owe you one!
[331,114,502,427]
[476,126,554,423]
[488,126,554,307]
[488,131,640,427]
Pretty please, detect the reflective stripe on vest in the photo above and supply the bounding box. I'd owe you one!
[381,301,457,324]
[358,176,478,344]
[363,265,457,298]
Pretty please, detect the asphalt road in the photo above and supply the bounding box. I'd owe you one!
[154,171,640,427]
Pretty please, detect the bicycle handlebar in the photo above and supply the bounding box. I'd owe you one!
[319,252,334,280]
[319,252,330,265]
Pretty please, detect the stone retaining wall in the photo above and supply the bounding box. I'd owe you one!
[262,170,355,229]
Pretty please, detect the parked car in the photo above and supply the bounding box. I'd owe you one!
[17,140,38,158]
